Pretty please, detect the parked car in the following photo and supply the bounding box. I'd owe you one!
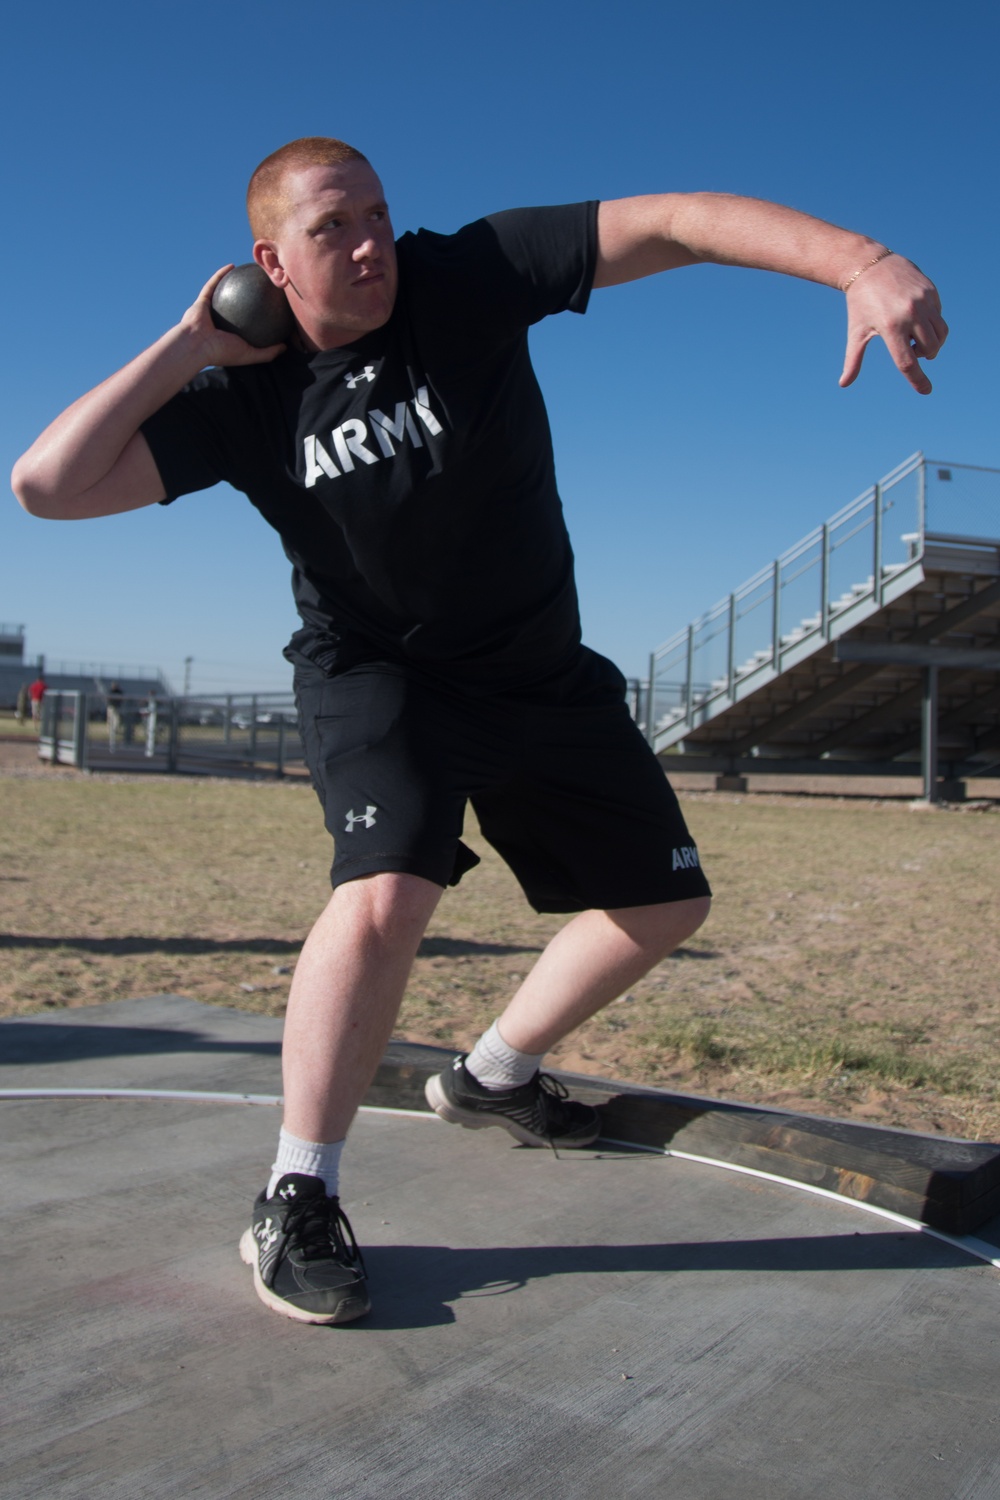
[254,710,297,726]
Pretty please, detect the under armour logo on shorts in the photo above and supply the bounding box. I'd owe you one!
[345,805,377,832]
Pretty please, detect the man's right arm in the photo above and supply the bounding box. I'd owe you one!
[11,268,285,520]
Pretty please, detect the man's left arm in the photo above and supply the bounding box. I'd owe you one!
[594,193,948,394]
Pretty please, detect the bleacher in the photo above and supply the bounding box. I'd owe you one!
[645,454,1000,799]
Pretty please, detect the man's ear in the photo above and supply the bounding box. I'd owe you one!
[253,241,287,288]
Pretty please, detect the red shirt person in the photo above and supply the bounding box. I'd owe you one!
[28,676,47,724]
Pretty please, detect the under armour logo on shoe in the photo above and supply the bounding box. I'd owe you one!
[279,1183,297,1200]
[255,1217,279,1250]
[344,366,376,389]
[345,806,377,832]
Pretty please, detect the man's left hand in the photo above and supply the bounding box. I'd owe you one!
[840,255,948,395]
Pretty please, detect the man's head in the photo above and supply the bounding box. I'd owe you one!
[247,137,370,240]
[248,137,397,351]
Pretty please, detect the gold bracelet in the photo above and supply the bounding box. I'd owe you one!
[841,248,895,292]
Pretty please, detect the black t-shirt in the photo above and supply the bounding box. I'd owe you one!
[142,201,599,692]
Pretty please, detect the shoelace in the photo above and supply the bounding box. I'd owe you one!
[287,1195,365,1270]
[536,1072,572,1113]
[535,1072,574,1158]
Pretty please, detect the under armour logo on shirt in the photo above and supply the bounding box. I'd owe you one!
[345,806,377,832]
[344,366,376,389]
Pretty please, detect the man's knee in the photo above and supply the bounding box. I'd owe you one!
[609,894,711,955]
[329,870,443,937]
[670,894,712,940]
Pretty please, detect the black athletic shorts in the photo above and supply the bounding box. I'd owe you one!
[293,649,711,915]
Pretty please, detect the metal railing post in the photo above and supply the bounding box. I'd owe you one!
[249,696,258,758]
[683,627,692,726]
[645,651,657,745]
[39,694,55,761]
[224,695,233,745]
[873,482,884,606]
[74,693,89,770]
[922,665,939,803]
[726,593,736,698]
[167,699,180,773]
[276,719,286,778]
[917,456,927,552]
[820,522,830,638]
[771,558,782,669]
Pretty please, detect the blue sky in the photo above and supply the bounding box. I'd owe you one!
[3,0,996,694]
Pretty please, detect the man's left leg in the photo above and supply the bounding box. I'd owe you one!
[493,896,710,1054]
[426,659,712,1145]
[426,895,710,1145]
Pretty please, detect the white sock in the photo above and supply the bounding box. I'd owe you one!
[267,1127,345,1198]
[466,1019,545,1091]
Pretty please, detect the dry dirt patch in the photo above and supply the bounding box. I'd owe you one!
[2,751,999,1138]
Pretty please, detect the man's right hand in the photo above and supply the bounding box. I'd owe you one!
[178,266,288,370]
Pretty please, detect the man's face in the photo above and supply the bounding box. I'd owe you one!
[254,160,398,350]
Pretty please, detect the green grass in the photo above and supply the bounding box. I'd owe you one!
[638,1016,978,1094]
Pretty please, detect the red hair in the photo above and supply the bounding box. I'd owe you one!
[247,137,370,240]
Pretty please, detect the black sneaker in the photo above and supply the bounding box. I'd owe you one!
[424,1055,601,1149]
[239,1173,370,1325]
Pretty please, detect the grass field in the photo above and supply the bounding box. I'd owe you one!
[3,757,999,1138]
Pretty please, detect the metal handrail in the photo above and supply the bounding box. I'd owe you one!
[645,452,929,742]
[650,452,925,668]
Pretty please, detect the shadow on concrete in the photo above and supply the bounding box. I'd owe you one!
[358,1232,969,1329]
[0,1022,281,1065]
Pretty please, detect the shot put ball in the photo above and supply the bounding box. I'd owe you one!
[210,264,293,348]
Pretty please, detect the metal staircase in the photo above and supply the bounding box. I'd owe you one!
[645,454,1000,797]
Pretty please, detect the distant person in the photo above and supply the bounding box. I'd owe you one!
[28,674,47,727]
[11,137,947,1327]
[106,681,123,746]
[15,682,29,725]
[143,690,158,757]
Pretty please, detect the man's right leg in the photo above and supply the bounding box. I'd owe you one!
[282,871,443,1144]
[241,871,442,1325]
[246,655,484,1322]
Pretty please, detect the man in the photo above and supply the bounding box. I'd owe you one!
[28,673,47,727]
[105,681,124,748]
[12,137,947,1326]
